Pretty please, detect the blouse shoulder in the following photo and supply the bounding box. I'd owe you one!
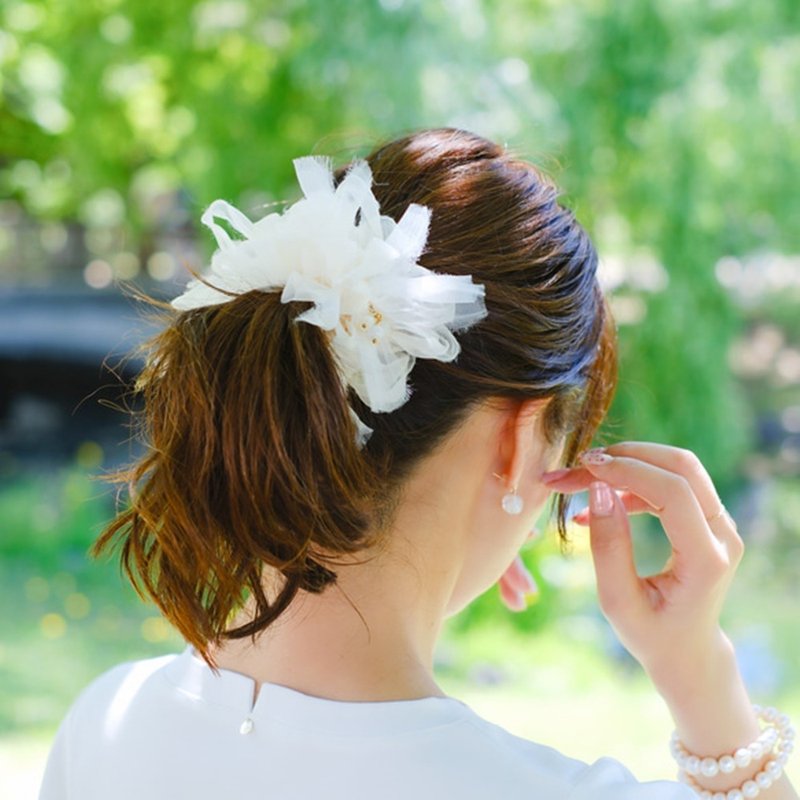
[53,652,178,734]
[566,755,696,799]
[39,653,176,800]
[459,710,695,799]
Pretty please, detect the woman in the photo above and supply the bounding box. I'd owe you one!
[39,128,796,799]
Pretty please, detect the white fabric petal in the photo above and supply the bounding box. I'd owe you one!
[385,204,431,261]
[171,278,238,311]
[349,406,374,448]
[171,153,489,447]
[282,272,341,330]
[200,200,255,250]
[293,156,335,197]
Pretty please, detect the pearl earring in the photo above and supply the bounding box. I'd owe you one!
[494,472,524,515]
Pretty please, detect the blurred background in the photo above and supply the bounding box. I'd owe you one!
[1,0,799,796]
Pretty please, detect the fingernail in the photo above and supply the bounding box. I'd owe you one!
[520,565,538,593]
[589,481,614,516]
[571,506,590,525]
[508,591,526,611]
[581,448,613,467]
[541,467,571,483]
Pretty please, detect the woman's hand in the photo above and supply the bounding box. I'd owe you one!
[541,442,745,691]
[498,530,539,612]
[543,442,799,799]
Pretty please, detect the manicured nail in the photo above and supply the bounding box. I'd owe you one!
[581,448,613,467]
[520,565,538,593]
[508,591,526,611]
[589,481,614,516]
[571,506,590,525]
[541,467,572,483]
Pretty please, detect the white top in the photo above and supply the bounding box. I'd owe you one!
[39,644,694,799]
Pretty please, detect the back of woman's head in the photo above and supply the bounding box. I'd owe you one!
[91,128,617,669]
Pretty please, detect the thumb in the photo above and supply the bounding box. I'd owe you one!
[588,481,645,618]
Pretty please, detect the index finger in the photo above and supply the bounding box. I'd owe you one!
[603,442,724,521]
[579,454,723,563]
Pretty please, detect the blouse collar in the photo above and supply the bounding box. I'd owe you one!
[161,644,472,736]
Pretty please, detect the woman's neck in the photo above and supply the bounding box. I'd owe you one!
[206,554,452,703]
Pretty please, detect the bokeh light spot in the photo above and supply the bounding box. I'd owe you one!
[76,440,104,469]
[84,259,113,289]
[147,251,176,280]
[41,613,67,639]
[64,592,91,620]
[141,616,171,642]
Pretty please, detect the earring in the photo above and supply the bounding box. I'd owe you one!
[493,472,524,515]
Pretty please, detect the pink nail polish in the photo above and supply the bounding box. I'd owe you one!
[507,591,526,611]
[581,449,613,466]
[589,481,614,516]
[571,506,590,525]
[520,565,537,593]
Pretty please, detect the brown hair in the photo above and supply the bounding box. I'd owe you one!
[90,128,617,670]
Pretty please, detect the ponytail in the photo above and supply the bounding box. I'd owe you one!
[91,290,383,671]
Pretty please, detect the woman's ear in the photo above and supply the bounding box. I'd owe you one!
[500,397,550,491]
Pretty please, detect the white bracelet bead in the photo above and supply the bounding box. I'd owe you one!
[673,704,794,799]
[719,756,737,774]
[701,757,720,777]
[741,780,759,799]
[765,759,782,779]
[749,742,764,760]
[754,771,772,789]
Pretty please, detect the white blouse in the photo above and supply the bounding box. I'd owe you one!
[39,644,694,799]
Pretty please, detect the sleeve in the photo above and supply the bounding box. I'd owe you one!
[566,756,696,800]
[37,703,75,800]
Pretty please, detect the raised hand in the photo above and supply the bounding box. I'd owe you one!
[498,529,539,612]
[541,442,800,799]
[541,442,744,681]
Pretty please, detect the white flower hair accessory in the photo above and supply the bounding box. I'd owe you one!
[171,155,488,447]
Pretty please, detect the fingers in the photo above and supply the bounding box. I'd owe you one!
[581,452,724,562]
[498,555,537,612]
[602,443,723,522]
[499,576,527,611]
[582,447,744,566]
[546,450,722,561]
[572,490,658,525]
[540,466,595,493]
[543,443,743,563]
[503,555,537,594]
[587,482,646,618]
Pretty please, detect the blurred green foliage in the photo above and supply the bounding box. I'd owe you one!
[3,7,800,790]
[4,0,800,483]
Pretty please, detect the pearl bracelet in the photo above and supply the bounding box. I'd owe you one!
[670,705,795,800]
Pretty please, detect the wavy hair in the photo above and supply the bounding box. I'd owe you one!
[90,128,617,671]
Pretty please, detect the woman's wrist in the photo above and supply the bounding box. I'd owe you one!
[646,629,798,797]
[649,629,761,756]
